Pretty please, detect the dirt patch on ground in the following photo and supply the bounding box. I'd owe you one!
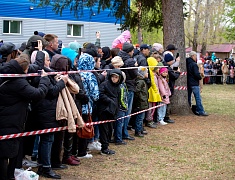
[38,114,235,180]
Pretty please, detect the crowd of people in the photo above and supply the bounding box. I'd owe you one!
[198,52,235,85]
[0,30,208,179]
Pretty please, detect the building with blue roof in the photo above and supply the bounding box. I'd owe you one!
[0,0,123,47]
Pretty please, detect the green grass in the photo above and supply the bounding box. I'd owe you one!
[201,84,235,117]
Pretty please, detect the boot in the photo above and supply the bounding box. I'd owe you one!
[37,166,61,179]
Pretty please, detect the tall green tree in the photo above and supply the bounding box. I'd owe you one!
[224,0,235,42]
[31,0,163,44]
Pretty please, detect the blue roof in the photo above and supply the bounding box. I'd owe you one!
[0,0,120,24]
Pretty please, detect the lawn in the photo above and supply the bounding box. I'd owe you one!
[40,84,235,180]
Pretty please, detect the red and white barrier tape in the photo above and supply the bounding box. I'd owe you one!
[174,86,187,90]
[0,103,165,140]
[180,72,187,75]
[0,66,168,78]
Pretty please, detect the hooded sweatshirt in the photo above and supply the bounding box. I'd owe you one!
[98,69,123,118]
[77,53,99,114]
[112,30,131,48]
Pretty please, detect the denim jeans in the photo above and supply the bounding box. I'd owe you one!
[32,135,40,158]
[38,133,54,167]
[158,103,167,121]
[135,112,145,133]
[123,91,134,138]
[188,86,205,114]
[114,111,125,142]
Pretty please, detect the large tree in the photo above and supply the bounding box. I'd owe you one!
[162,0,191,115]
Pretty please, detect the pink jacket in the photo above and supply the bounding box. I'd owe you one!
[112,30,131,48]
[157,75,171,104]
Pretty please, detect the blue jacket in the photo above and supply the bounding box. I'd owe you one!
[77,53,99,114]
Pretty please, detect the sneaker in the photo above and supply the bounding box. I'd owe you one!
[123,136,135,140]
[198,112,209,116]
[101,149,115,155]
[135,132,144,137]
[146,121,157,128]
[22,157,39,168]
[78,153,93,159]
[115,141,127,145]
[87,142,101,151]
[164,119,175,123]
[159,120,168,125]
[141,130,148,135]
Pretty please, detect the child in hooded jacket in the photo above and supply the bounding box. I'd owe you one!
[98,69,123,155]
[114,71,128,145]
[132,67,149,137]
[157,67,171,125]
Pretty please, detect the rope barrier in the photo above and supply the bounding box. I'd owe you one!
[0,104,165,140]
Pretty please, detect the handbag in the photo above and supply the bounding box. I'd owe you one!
[77,105,94,139]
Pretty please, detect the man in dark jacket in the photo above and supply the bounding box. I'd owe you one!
[135,44,150,66]
[118,42,137,140]
[0,54,50,180]
[186,51,208,116]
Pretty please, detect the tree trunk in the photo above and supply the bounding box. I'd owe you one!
[192,0,202,52]
[201,0,210,55]
[162,0,192,115]
[137,0,143,44]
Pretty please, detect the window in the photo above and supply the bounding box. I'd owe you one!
[3,20,22,34]
[67,24,83,37]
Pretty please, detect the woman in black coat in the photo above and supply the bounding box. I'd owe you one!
[29,53,67,178]
[0,54,49,180]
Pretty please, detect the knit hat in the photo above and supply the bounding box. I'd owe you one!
[0,42,15,56]
[166,44,177,50]
[111,56,124,67]
[84,49,98,57]
[140,44,150,51]
[122,42,134,53]
[102,47,111,60]
[159,67,168,74]
[152,43,163,51]
[138,66,148,77]
[38,32,45,37]
[61,47,78,66]
[69,41,81,51]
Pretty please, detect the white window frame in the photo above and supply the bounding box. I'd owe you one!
[67,24,83,37]
[3,20,22,35]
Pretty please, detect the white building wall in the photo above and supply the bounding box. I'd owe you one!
[0,17,121,48]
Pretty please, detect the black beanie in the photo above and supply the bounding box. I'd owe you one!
[0,42,15,56]
[122,42,134,53]
[84,49,98,57]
